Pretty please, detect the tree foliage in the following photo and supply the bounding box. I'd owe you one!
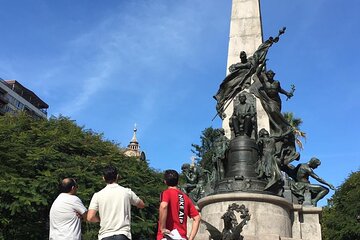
[322,171,360,240]
[0,113,164,240]
[283,112,306,150]
[191,127,220,171]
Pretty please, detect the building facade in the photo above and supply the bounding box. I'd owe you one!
[0,78,48,119]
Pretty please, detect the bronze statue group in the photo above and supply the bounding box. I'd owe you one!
[184,28,335,209]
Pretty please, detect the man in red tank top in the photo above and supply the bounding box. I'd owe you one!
[157,169,200,240]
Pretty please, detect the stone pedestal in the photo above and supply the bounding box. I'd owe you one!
[293,205,323,240]
[193,193,322,240]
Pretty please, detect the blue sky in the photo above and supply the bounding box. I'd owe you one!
[1,0,359,205]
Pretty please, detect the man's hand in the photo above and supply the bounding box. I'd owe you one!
[161,228,171,236]
[75,211,87,221]
[75,211,82,219]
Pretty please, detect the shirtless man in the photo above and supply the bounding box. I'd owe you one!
[289,157,335,206]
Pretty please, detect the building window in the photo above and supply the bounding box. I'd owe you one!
[17,101,24,109]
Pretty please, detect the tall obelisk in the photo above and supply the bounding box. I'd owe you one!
[222,0,264,138]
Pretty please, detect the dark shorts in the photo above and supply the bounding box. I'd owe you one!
[101,234,129,240]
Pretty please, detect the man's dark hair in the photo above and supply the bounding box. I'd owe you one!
[103,165,118,183]
[60,178,77,193]
[164,169,179,187]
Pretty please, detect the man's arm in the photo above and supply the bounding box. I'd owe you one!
[74,197,88,221]
[256,62,265,78]
[310,172,336,190]
[255,62,267,86]
[136,199,145,209]
[188,214,201,240]
[130,190,145,209]
[87,209,100,223]
[158,201,170,235]
[229,62,251,73]
[278,83,293,98]
[81,211,88,221]
[76,211,88,221]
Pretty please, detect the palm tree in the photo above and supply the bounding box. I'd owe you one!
[283,112,306,150]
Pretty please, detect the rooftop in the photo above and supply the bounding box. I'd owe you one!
[3,80,48,109]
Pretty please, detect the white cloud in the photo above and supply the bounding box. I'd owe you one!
[50,1,207,119]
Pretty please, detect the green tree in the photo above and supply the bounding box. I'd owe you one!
[191,127,220,172]
[0,113,164,240]
[283,112,306,150]
[322,171,360,240]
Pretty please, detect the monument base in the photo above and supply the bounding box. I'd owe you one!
[191,192,322,240]
[214,135,269,194]
[215,177,268,193]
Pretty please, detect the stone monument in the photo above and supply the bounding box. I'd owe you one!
[187,1,334,239]
[220,0,265,139]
